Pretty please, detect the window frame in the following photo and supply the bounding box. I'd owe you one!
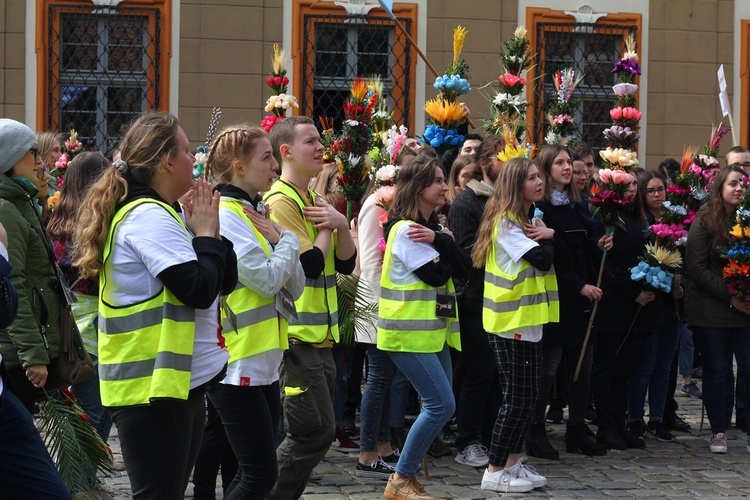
[36,0,171,144]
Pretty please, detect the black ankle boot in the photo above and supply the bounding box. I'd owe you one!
[525,431,560,460]
[566,423,607,456]
[596,427,628,450]
[617,424,646,449]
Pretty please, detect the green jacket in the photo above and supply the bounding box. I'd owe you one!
[0,174,61,370]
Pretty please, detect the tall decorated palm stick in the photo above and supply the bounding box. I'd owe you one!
[574,35,642,382]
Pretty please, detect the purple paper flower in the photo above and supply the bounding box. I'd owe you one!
[612,59,641,76]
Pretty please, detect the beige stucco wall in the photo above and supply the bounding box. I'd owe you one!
[2,0,26,121]
[424,0,519,137]
[178,0,283,147]
[646,0,735,169]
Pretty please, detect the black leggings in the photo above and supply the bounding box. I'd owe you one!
[110,388,206,500]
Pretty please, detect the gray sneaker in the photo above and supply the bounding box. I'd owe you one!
[454,443,489,467]
[681,381,703,399]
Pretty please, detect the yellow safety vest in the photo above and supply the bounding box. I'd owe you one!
[263,180,339,343]
[483,214,559,334]
[219,198,288,362]
[98,199,195,407]
[377,220,461,353]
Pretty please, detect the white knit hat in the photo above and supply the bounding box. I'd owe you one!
[0,119,38,174]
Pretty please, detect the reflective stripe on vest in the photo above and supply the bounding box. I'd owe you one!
[99,198,196,407]
[377,220,461,353]
[482,215,559,334]
[263,180,339,343]
[219,199,287,361]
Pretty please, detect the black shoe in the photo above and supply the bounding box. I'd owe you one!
[390,428,406,452]
[664,413,691,432]
[585,404,597,424]
[565,423,607,456]
[380,448,400,467]
[546,406,564,424]
[628,420,647,440]
[341,418,357,436]
[355,458,395,480]
[525,432,560,460]
[646,420,677,442]
[692,366,703,379]
[426,437,452,458]
[596,427,628,450]
[619,424,646,449]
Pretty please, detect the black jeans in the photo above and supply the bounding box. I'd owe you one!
[454,301,500,451]
[192,396,238,499]
[592,329,642,430]
[206,382,281,499]
[110,387,206,500]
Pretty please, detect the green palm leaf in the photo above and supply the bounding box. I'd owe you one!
[38,390,115,497]
[337,273,378,345]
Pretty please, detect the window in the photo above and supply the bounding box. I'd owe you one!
[298,10,414,131]
[532,23,637,152]
[40,1,170,155]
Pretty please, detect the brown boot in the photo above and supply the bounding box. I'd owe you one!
[384,474,438,500]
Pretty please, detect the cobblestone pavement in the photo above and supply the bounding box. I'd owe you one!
[101,391,750,498]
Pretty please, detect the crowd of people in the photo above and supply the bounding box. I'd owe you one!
[0,111,749,500]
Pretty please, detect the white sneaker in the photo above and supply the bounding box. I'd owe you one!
[454,443,490,467]
[480,466,534,493]
[515,456,547,488]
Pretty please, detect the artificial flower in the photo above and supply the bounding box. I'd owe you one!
[612,59,641,76]
[55,153,69,170]
[612,83,638,96]
[599,148,639,169]
[424,99,468,127]
[453,25,468,65]
[598,168,634,185]
[514,26,527,39]
[434,75,471,95]
[375,165,399,184]
[350,78,368,103]
[498,73,526,88]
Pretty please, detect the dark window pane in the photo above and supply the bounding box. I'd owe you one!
[108,18,146,72]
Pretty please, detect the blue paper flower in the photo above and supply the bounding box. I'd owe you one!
[630,261,673,293]
[434,75,471,95]
[422,125,464,149]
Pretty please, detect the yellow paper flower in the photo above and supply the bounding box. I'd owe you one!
[271,43,285,74]
[453,25,468,65]
[424,99,467,127]
[497,143,532,163]
[599,147,638,170]
[350,78,368,103]
[646,243,683,268]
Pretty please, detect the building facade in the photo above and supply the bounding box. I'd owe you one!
[1,0,746,167]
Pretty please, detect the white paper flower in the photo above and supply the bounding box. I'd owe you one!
[376,165,399,182]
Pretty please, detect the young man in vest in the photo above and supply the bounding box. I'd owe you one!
[264,116,356,499]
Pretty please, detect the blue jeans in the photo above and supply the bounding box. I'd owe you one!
[678,323,695,376]
[693,326,750,435]
[628,303,680,422]
[389,367,411,429]
[359,345,396,451]
[389,345,454,477]
[0,385,71,499]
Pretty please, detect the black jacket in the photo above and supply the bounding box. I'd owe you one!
[537,200,599,346]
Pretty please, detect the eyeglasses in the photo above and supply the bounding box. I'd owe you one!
[645,186,665,195]
[29,147,39,162]
[33,163,50,179]
[730,161,750,169]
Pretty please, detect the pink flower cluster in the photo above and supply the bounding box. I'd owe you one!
[649,223,687,241]
[261,115,284,133]
[598,168,634,185]
[610,107,642,122]
[551,114,573,126]
[55,153,69,170]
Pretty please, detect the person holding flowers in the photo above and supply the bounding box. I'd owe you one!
[626,170,684,443]
[203,124,305,498]
[471,157,556,493]
[590,167,656,451]
[528,144,608,460]
[378,156,470,500]
[687,164,750,454]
